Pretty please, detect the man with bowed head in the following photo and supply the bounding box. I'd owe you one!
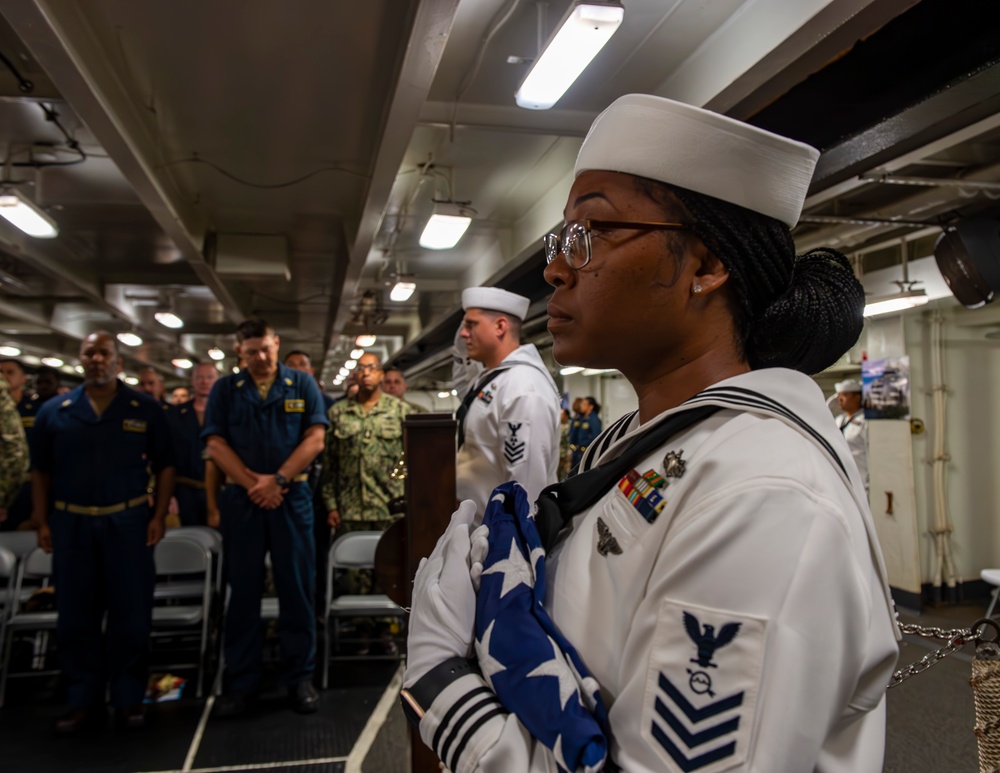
[203,318,328,717]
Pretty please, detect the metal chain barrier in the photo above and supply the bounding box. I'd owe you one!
[889,622,973,688]
[890,617,1000,773]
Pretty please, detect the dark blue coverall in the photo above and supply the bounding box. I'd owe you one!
[30,384,174,709]
[202,364,328,694]
[2,393,49,530]
[168,404,208,526]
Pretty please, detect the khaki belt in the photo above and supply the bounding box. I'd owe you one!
[54,494,149,516]
[224,473,309,485]
[175,476,206,490]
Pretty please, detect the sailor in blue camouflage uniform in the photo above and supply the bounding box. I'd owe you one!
[204,319,328,717]
[31,332,175,734]
[568,395,602,471]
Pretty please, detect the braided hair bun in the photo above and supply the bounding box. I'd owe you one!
[748,248,865,374]
[669,185,865,375]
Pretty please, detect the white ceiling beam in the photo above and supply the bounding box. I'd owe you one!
[0,0,246,323]
[655,0,914,111]
[337,0,462,333]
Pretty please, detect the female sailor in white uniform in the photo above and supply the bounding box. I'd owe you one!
[402,94,899,773]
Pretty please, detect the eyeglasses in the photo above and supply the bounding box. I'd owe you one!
[356,364,381,373]
[542,219,694,270]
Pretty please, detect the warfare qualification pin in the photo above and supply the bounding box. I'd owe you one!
[595,517,622,557]
[663,449,687,479]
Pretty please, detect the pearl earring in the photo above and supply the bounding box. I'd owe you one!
[693,284,703,294]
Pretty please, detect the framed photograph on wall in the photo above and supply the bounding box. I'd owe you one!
[862,356,911,420]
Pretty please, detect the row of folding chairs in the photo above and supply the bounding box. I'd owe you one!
[0,528,218,707]
[0,527,405,705]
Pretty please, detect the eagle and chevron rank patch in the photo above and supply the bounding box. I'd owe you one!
[643,599,765,772]
[504,420,529,465]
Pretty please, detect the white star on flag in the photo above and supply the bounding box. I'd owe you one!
[482,536,534,598]
[526,635,579,710]
[476,619,507,689]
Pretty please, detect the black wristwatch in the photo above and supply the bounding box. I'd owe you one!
[400,658,479,727]
[274,471,289,487]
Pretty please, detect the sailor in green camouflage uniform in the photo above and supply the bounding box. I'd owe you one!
[321,352,411,533]
[320,352,410,645]
[0,377,29,523]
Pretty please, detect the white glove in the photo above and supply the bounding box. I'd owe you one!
[404,500,479,688]
[469,524,490,592]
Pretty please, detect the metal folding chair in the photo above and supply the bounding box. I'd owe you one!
[322,531,406,688]
[151,536,213,698]
[0,548,56,708]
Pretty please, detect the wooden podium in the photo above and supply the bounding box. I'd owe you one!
[375,413,457,773]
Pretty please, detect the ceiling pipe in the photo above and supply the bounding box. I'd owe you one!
[798,214,940,228]
[860,172,1000,191]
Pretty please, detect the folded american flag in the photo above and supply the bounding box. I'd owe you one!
[475,482,610,773]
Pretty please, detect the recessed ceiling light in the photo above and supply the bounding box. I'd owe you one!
[172,358,193,369]
[350,348,364,359]
[41,357,63,367]
[355,334,376,347]
[208,347,225,360]
[0,189,58,238]
[117,332,143,347]
[345,360,358,370]
[155,311,184,329]
[0,345,21,356]
[419,206,472,250]
[390,281,416,302]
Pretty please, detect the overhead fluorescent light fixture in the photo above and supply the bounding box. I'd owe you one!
[345,360,358,370]
[863,289,930,317]
[41,357,63,367]
[350,348,364,359]
[515,1,625,110]
[355,334,376,347]
[437,391,451,399]
[117,332,143,347]
[419,203,472,250]
[559,366,584,376]
[338,367,349,377]
[0,345,21,356]
[390,281,416,302]
[172,358,193,369]
[74,365,84,374]
[124,376,139,385]
[155,311,184,329]
[208,347,225,361]
[0,189,58,238]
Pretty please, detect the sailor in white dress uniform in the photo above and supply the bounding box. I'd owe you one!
[835,378,869,494]
[455,286,562,518]
[402,94,900,773]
